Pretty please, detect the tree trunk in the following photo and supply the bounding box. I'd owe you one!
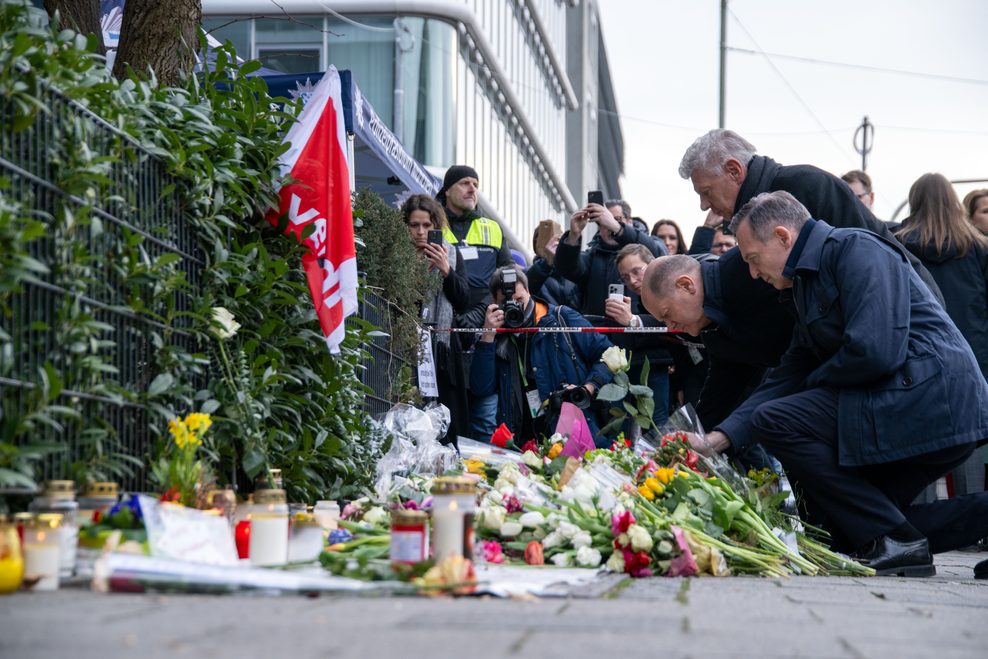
[112,0,202,86]
[44,0,105,54]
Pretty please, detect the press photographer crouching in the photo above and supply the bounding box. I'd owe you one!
[469,266,615,445]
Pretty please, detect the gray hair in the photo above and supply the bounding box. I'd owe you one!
[678,129,757,179]
[605,199,632,220]
[729,191,810,241]
[645,254,700,299]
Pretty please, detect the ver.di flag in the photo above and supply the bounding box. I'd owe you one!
[265,67,357,353]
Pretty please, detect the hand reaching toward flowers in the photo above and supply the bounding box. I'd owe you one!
[685,430,731,456]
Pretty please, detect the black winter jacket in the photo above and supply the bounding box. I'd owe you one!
[897,230,988,381]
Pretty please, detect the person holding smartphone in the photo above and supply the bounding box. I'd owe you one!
[553,193,672,428]
[401,194,471,444]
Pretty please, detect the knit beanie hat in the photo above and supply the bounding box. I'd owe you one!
[437,165,479,203]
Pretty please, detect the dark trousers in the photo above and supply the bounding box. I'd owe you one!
[749,387,985,551]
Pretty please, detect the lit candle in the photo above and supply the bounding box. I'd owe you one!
[430,477,478,561]
[23,515,61,591]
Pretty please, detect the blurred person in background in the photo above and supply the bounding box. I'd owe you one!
[709,223,737,256]
[841,170,875,210]
[401,195,471,443]
[963,189,988,235]
[651,219,688,255]
[526,220,582,309]
[895,173,988,509]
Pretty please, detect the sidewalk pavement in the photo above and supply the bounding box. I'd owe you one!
[0,551,984,659]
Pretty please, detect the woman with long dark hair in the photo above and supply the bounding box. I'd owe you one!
[651,219,688,255]
[896,173,988,501]
[401,194,471,444]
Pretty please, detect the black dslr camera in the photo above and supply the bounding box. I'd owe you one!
[547,385,594,411]
[499,268,525,328]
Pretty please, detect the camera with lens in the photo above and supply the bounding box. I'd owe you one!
[499,268,525,328]
[547,385,594,411]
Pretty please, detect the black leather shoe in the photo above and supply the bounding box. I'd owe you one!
[853,535,935,577]
[975,558,988,579]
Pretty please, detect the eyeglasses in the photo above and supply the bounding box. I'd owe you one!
[712,242,736,250]
[619,266,645,284]
[855,191,870,200]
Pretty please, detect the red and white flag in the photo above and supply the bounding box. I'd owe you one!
[265,68,357,354]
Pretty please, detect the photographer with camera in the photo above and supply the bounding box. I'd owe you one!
[469,266,615,445]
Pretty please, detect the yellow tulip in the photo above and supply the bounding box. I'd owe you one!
[548,443,563,460]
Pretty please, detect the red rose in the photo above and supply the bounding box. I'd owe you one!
[490,423,514,448]
[521,440,538,454]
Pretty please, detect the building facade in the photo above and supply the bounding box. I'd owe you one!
[202,0,624,255]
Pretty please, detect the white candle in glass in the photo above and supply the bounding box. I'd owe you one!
[431,499,463,561]
[23,528,60,591]
[249,512,288,566]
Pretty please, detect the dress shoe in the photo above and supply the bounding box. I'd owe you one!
[975,558,988,580]
[852,535,935,577]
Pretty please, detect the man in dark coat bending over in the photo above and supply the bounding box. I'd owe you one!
[683,191,988,577]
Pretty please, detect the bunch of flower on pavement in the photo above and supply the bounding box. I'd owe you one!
[150,412,214,507]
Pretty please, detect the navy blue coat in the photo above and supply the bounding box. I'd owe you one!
[720,220,988,466]
[469,303,614,438]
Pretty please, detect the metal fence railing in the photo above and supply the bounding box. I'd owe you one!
[0,82,199,492]
[1,83,407,492]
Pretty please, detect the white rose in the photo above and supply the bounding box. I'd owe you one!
[494,477,514,494]
[628,524,654,553]
[533,526,547,540]
[551,553,572,567]
[605,551,625,573]
[542,530,564,549]
[362,506,388,526]
[600,346,629,373]
[576,546,603,567]
[557,521,580,540]
[500,521,523,537]
[484,490,504,506]
[518,511,545,528]
[480,506,507,530]
[548,433,567,445]
[498,463,521,483]
[572,530,592,548]
[521,451,542,469]
[210,306,241,340]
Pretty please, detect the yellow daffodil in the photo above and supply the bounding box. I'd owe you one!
[637,484,655,501]
[548,443,563,460]
[464,459,486,476]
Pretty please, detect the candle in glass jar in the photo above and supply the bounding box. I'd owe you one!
[28,480,78,578]
[23,515,61,591]
[249,489,288,566]
[0,518,24,594]
[390,509,428,565]
[430,477,477,561]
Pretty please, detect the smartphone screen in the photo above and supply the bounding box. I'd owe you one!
[587,190,604,206]
[427,229,443,245]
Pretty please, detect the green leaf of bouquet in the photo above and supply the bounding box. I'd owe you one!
[628,384,652,397]
[595,383,628,402]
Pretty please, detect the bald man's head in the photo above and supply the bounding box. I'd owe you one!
[641,255,711,336]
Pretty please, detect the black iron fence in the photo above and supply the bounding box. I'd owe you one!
[0,82,408,492]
